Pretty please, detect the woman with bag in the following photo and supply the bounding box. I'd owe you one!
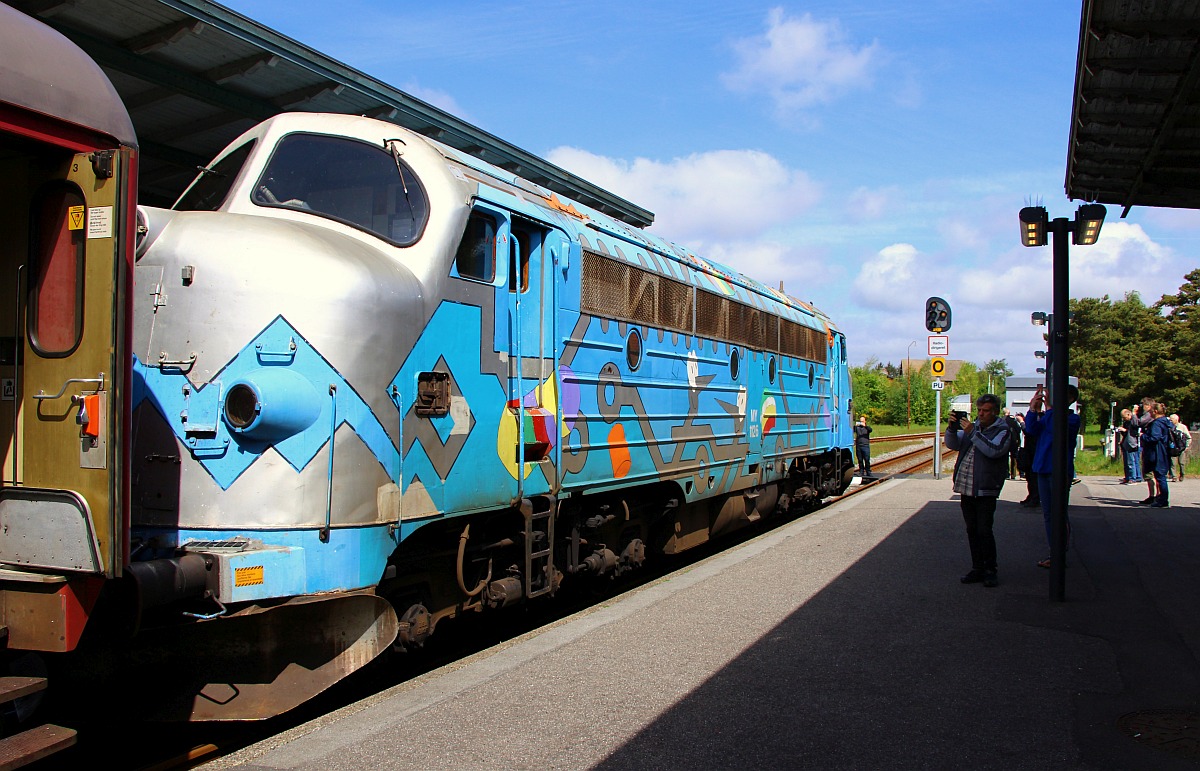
[1142,403,1172,508]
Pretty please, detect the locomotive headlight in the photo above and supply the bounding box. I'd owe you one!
[224,384,261,429]
[223,368,322,442]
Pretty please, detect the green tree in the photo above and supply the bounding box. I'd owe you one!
[982,359,1013,397]
[886,362,936,427]
[849,357,890,422]
[950,361,982,405]
[1156,269,1200,424]
[1070,291,1167,428]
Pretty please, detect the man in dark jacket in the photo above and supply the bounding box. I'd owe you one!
[946,394,1010,588]
[1003,409,1021,479]
[853,416,872,478]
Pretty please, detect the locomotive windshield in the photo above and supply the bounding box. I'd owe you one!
[175,141,256,212]
[250,133,429,247]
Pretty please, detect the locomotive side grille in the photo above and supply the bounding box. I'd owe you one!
[762,311,779,352]
[780,319,828,363]
[581,250,628,318]
[581,250,824,359]
[658,275,693,333]
[726,301,745,347]
[695,290,725,341]
[779,319,797,359]
[628,267,657,323]
[582,250,694,336]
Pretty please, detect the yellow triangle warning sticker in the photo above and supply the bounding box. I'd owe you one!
[68,205,85,231]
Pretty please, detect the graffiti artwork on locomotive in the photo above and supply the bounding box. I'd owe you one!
[5,92,855,719]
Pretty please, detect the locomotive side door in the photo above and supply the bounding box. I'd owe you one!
[500,213,563,501]
[0,142,131,580]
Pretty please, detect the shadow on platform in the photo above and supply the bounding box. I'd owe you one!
[596,482,1200,770]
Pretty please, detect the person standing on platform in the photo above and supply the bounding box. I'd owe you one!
[1116,408,1142,484]
[1135,397,1159,504]
[1142,404,1172,508]
[946,394,1010,588]
[1003,409,1022,479]
[853,416,873,479]
[1024,383,1082,569]
[1017,413,1040,508]
[1169,413,1189,481]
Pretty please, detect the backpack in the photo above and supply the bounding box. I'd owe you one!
[1167,425,1186,457]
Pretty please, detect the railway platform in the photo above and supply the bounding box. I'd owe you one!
[209,476,1200,770]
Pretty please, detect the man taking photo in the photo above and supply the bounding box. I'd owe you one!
[946,394,1011,589]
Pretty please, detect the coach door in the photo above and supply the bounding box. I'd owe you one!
[0,142,130,578]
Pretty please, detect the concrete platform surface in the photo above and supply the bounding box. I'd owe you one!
[210,476,1200,770]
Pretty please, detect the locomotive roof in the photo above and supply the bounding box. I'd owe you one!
[4,0,651,227]
[0,2,136,147]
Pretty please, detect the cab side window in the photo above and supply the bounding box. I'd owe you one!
[455,214,496,282]
[175,141,255,211]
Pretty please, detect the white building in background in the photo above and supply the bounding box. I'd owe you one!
[1005,374,1080,415]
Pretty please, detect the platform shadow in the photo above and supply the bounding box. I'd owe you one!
[593,493,1200,770]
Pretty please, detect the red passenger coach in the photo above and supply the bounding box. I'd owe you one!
[0,1,136,662]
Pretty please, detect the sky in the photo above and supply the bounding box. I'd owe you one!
[222,0,1200,375]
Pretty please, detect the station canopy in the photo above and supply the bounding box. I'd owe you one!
[1067,0,1200,215]
[6,0,653,226]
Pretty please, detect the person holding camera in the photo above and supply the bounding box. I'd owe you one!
[1134,397,1159,504]
[1142,403,1172,508]
[1115,408,1142,484]
[853,416,873,479]
[1024,383,1082,568]
[945,394,1011,588]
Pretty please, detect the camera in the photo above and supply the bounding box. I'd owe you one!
[947,410,965,425]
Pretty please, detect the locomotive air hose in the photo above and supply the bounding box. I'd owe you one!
[456,524,492,597]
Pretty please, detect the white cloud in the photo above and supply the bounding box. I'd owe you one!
[847,186,893,220]
[938,219,986,251]
[852,243,923,310]
[546,146,820,242]
[1067,222,1171,296]
[1139,207,1200,231]
[702,240,829,290]
[957,222,1175,309]
[721,8,879,115]
[399,81,469,120]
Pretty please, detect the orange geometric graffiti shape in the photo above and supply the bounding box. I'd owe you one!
[608,423,632,478]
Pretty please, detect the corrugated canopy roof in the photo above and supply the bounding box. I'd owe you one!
[1066,0,1200,215]
[6,0,654,226]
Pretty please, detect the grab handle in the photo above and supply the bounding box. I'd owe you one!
[33,373,105,401]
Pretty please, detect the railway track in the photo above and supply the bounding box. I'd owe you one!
[838,432,955,499]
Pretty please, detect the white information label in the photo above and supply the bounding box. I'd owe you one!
[928,335,949,356]
[1,378,13,401]
[931,379,945,391]
[87,206,113,239]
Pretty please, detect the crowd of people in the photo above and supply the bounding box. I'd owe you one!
[1115,401,1191,502]
[944,386,1191,590]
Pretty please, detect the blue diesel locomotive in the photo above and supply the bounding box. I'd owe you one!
[8,105,855,722]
